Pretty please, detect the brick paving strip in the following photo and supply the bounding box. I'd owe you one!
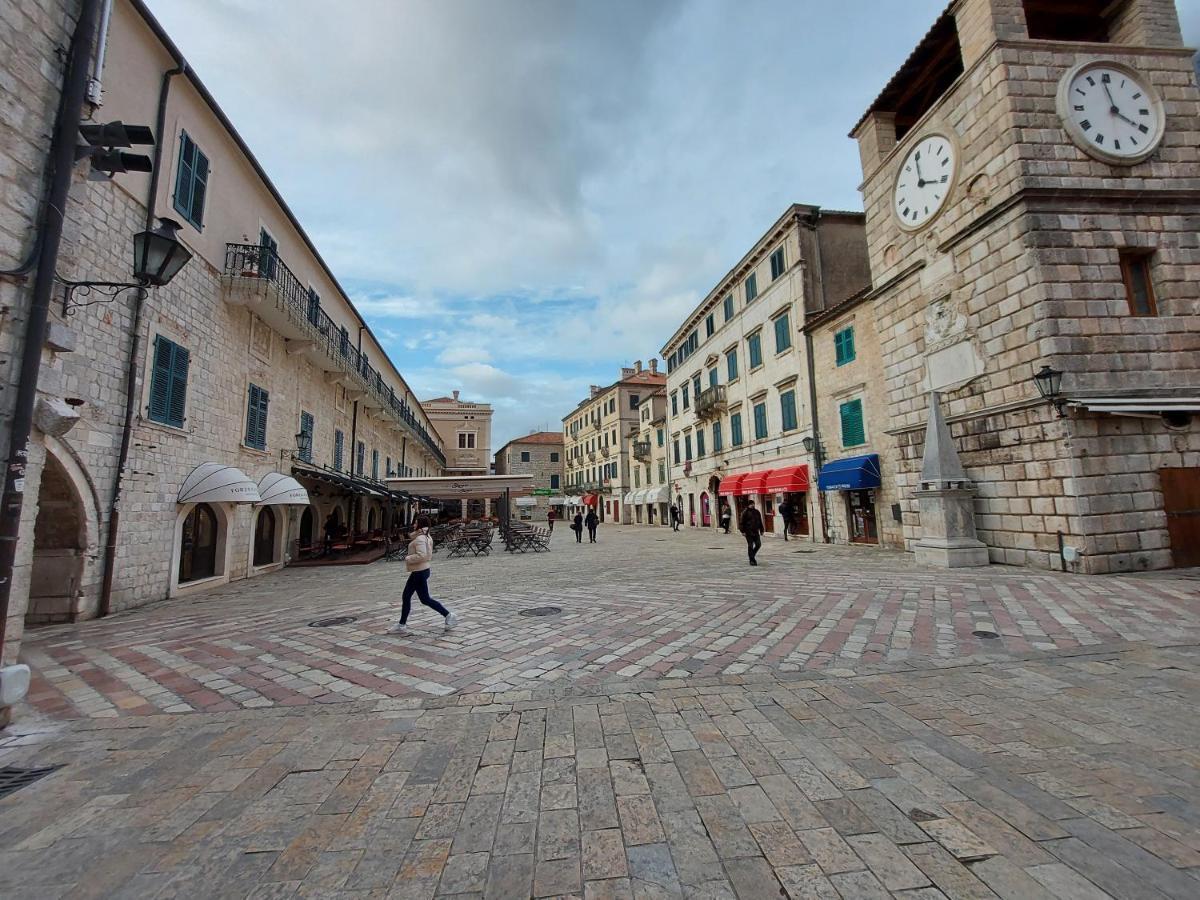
[17,529,1200,719]
[2,642,1200,898]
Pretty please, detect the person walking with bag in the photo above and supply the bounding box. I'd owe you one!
[572,511,584,542]
[739,499,764,566]
[585,508,599,543]
[388,515,458,634]
[778,498,792,542]
[719,503,732,534]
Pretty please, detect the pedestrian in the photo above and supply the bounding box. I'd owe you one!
[778,498,792,542]
[719,503,731,534]
[572,511,584,542]
[323,512,339,553]
[739,499,764,566]
[547,508,556,532]
[585,508,599,543]
[387,514,458,634]
[670,504,680,531]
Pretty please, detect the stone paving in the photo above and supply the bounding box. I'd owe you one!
[16,527,1200,718]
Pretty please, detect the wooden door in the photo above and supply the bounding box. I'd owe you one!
[1160,468,1200,567]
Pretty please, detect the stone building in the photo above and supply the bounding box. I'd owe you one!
[493,432,564,523]
[660,205,870,540]
[562,362,666,522]
[0,0,444,668]
[622,389,671,525]
[850,0,1200,572]
[423,390,492,517]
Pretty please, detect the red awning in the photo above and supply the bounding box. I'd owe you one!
[740,470,772,495]
[764,465,810,494]
[582,494,599,507]
[718,474,746,496]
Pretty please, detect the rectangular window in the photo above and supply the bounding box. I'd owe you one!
[521,451,531,462]
[696,428,706,458]
[712,420,723,452]
[299,411,314,462]
[258,228,278,280]
[774,312,792,353]
[730,412,743,447]
[630,394,640,409]
[692,375,701,402]
[671,392,678,416]
[727,349,738,381]
[770,246,786,280]
[1120,251,1157,316]
[835,326,856,366]
[840,398,866,447]
[745,272,758,303]
[658,461,666,483]
[657,427,664,447]
[172,131,209,229]
[708,368,718,389]
[386,455,392,476]
[705,313,715,337]
[723,294,734,321]
[147,335,189,428]
[458,432,476,449]
[334,429,344,471]
[673,439,680,465]
[550,452,559,462]
[551,474,560,489]
[682,385,690,409]
[306,287,321,327]
[371,449,379,480]
[356,440,365,474]
[684,434,693,461]
[780,390,798,432]
[748,332,763,369]
[244,383,269,450]
[753,402,768,440]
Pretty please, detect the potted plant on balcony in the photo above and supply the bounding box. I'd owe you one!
[238,234,259,277]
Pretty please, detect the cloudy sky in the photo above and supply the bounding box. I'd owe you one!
[143,0,1200,449]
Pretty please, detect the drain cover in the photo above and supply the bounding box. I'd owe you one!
[0,765,63,800]
[972,629,999,639]
[308,616,359,627]
[519,606,562,617]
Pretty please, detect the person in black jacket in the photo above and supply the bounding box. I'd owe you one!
[778,499,792,542]
[572,511,584,542]
[585,508,599,543]
[739,499,764,566]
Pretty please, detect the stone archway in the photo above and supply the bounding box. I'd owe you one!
[27,453,87,626]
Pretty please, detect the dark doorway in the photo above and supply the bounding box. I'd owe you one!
[28,454,86,625]
[847,490,879,544]
[254,507,277,566]
[300,506,314,546]
[180,503,218,582]
[1160,468,1200,567]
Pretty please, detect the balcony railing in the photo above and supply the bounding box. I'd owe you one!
[223,243,445,467]
[696,384,728,420]
[633,441,652,462]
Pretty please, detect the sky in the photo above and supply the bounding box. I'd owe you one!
[142,0,1200,450]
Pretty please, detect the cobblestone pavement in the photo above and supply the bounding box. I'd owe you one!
[4,640,1200,898]
[18,527,1200,719]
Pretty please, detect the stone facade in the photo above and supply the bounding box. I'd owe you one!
[0,0,445,664]
[493,432,563,523]
[423,390,492,477]
[851,0,1200,573]
[622,390,670,526]
[562,362,666,522]
[660,205,871,541]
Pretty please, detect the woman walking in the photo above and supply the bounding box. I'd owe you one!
[572,511,584,542]
[388,515,458,634]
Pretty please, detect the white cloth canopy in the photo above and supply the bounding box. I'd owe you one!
[178,463,260,504]
[646,486,670,504]
[548,497,569,505]
[623,491,639,504]
[256,472,310,506]
[513,497,538,507]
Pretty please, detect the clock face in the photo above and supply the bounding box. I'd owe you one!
[1059,62,1164,164]
[893,134,956,230]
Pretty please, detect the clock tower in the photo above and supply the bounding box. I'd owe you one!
[850,0,1200,573]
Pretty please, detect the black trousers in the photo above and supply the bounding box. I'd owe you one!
[744,532,762,563]
[722,520,730,534]
[587,526,597,542]
[574,527,582,543]
[400,570,448,623]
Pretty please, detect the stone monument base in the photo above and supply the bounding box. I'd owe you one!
[913,486,990,569]
[914,536,990,568]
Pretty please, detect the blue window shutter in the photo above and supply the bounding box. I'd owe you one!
[840,399,864,446]
[173,134,194,222]
[189,149,208,227]
[245,386,258,447]
[299,411,314,462]
[168,344,189,427]
[148,336,172,423]
[334,430,344,470]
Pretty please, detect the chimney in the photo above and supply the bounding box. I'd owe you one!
[621,367,635,379]
[452,390,460,401]
[590,385,602,398]
[634,360,642,374]
[649,358,658,374]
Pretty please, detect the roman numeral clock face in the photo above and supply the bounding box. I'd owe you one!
[1058,61,1164,165]
[892,134,956,230]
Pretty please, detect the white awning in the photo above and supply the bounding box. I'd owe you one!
[623,491,639,504]
[256,473,310,506]
[178,463,260,504]
[629,489,647,504]
[513,497,538,507]
[646,486,670,504]
[548,496,569,505]
[385,474,535,499]
[1067,396,1200,417]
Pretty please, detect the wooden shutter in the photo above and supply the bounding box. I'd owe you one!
[173,134,195,221]
[189,148,208,227]
[840,399,864,446]
[148,336,173,423]
[334,430,344,470]
[168,344,189,427]
[246,385,269,449]
[300,411,314,461]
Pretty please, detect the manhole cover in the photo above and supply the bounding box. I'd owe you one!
[0,765,63,800]
[972,629,999,639]
[519,606,562,617]
[308,616,359,627]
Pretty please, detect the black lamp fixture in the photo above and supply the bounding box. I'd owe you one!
[1032,364,1068,417]
[60,217,193,314]
[281,429,313,462]
[801,436,814,453]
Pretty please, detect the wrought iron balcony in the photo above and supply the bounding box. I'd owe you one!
[696,385,728,420]
[633,441,652,462]
[222,243,445,467]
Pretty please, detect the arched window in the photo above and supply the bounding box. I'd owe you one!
[299,507,314,546]
[180,503,218,583]
[254,507,277,566]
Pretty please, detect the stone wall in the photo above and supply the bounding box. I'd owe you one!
[495,442,562,522]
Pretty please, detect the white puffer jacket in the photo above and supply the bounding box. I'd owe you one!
[405,529,434,572]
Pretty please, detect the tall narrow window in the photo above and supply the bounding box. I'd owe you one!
[148,335,189,428]
[673,439,680,465]
[172,131,209,229]
[684,434,693,461]
[727,349,738,381]
[835,326,856,365]
[696,428,706,458]
[551,474,560,489]
[705,313,715,337]
[723,294,734,321]
[334,429,344,471]
[753,402,768,440]
[306,287,321,326]
[745,273,758,303]
[671,392,678,416]
[840,398,866,447]
[780,390,798,432]
[244,383,269,450]
[657,428,664,447]
[371,449,379,480]
[356,440,365,475]
[774,313,792,353]
[682,384,690,409]
[709,368,718,389]
[258,228,278,280]
[770,246,786,280]
[730,412,743,447]
[692,375,702,402]
[299,411,314,462]
[1120,251,1157,316]
[748,332,763,369]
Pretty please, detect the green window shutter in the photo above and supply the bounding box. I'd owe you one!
[173,134,195,222]
[754,403,767,439]
[709,369,718,389]
[246,384,269,450]
[775,314,791,352]
[148,336,173,424]
[334,430,344,471]
[189,149,208,228]
[781,391,797,431]
[731,413,742,446]
[696,429,705,457]
[835,327,856,366]
[167,344,189,428]
[840,399,865,446]
[727,350,738,380]
[299,411,314,462]
[712,421,722,452]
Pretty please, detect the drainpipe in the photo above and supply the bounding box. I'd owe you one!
[85,0,114,106]
[98,58,186,618]
[0,0,102,661]
[800,209,829,544]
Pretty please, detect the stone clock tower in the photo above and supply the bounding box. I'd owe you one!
[850,0,1200,573]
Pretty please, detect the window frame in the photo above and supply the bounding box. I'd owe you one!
[744,272,758,303]
[839,397,867,448]
[705,312,715,337]
[769,246,786,280]
[773,312,792,354]
[244,383,269,451]
[780,389,798,432]
[147,334,189,429]
[753,401,768,441]
[730,412,743,447]
[1119,249,1158,317]
[748,332,763,369]
[172,130,209,230]
[723,294,734,321]
[834,326,856,366]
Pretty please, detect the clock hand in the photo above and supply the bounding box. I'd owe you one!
[1113,110,1141,128]
[914,157,926,188]
[1103,82,1120,114]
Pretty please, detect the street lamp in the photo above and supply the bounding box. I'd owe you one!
[60,217,192,314]
[801,436,814,453]
[1032,364,1068,418]
[281,429,313,463]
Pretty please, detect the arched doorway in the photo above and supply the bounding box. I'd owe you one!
[367,507,376,532]
[700,491,711,527]
[180,503,219,583]
[253,507,277,566]
[299,506,314,547]
[27,453,86,626]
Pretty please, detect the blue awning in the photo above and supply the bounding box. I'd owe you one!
[817,454,881,491]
